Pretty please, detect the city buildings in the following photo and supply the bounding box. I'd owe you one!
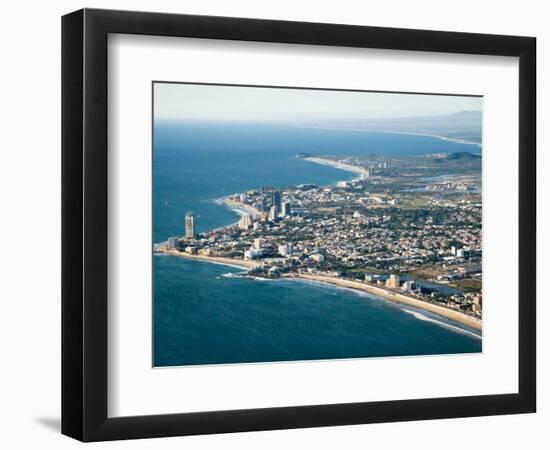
[281,201,291,216]
[365,274,389,283]
[278,244,291,257]
[472,294,482,313]
[387,274,400,289]
[253,238,265,249]
[271,190,281,213]
[402,280,416,292]
[239,214,252,230]
[167,237,179,249]
[159,152,482,317]
[244,248,263,260]
[311,253,325,263]
[185,212,195,238]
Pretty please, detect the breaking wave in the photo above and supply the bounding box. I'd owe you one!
[401,309,481,340]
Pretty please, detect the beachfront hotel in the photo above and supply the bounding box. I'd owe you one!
[271,190,281,213]
[185,212,195,238]
[239,214,253,230]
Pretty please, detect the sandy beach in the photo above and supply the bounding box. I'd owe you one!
[219,198,264,218]
[295,273,482,330]
[303,156,366,178]
[158,247,481,331]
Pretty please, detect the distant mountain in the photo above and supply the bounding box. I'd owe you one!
[299,111,482,145]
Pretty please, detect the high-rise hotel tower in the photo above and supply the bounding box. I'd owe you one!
[271,190,281,213]
[185,212,195,238]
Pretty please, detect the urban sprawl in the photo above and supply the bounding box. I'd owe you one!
[157,151,483,322]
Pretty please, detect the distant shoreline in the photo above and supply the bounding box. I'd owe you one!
[215,197,264,219]
[302,156,365,179]
[371,130,482,148]
[292,125,482,148]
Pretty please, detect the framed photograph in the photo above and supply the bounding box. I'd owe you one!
[61,8,536,441]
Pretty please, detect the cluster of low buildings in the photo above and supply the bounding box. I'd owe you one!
[363,272,482,316]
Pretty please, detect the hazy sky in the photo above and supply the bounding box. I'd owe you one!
[154,82,482,122]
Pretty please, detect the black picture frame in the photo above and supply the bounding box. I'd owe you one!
[62,8,536,442]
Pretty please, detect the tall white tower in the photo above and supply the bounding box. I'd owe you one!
[185,212,195,238]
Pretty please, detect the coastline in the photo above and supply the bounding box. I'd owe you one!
[158,143,482,335]
[159,249,257,270]
[378,130,482,148]
[303,156,365,179]
[158,249,482,332]
[291,125,481,148]
[216,197,264,219]
[294,273,482,331]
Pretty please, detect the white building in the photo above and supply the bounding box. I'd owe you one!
[269,206,278,221]
[244,248,263,260]
[311,254,325,263]
[167,237,179,249]
[239,214,252,230]
[278,244,290,257]
[386,274,400,289]
[185,212,195,238]
[253,238,265,249]
[281,202,291,216]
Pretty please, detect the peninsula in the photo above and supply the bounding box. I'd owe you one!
[157,151,482,331]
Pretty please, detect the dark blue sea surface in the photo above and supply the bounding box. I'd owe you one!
[153,120,481,367]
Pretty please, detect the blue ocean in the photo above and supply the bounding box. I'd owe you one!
[153,120,482,367]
